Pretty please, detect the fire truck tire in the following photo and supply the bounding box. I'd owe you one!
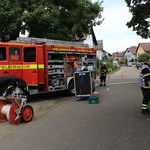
[21,105,34,122]
[68,80,75,96]
[1,81,29,99]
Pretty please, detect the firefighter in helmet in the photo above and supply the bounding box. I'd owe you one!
[138,56,150,114]
[100,62,108,86]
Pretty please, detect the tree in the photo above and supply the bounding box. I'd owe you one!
[0,0,23,41]
[22,0,103,41]
[129,46,137,49]
[125,0,150,38]
[138,53,150,62]
[0,0,103,41]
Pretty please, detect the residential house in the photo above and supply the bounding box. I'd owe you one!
[112,52,124,61]
[95,40,103,60]
[111,51,124,65]
[136,43,150,58]
[94,40,111,60]
[83,34,93,48]
[102,50,111,60]
[124,47,137,66]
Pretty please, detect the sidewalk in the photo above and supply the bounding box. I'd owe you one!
[108,66,139,80]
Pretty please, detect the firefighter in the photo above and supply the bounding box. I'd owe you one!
[100,62,108,86]
[139,56,150,114]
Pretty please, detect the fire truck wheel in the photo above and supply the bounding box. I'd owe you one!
[68,81,75,96]
[21,105,34,122]
[2,82,29,99]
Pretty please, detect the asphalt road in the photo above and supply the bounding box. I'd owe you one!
[0,67,150,150]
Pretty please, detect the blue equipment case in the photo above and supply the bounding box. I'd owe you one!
[74,71,92,100]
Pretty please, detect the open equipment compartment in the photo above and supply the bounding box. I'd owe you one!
[47,53,66,91]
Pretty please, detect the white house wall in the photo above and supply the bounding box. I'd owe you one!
[124,51,136,66]
[97,50,103,60]
[124,51,136,61]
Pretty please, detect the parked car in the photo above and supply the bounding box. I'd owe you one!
[128,62,136,67]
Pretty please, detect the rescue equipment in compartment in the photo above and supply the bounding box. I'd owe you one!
[0,96,34,125]
[66,56,79,61]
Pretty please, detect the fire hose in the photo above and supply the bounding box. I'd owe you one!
[0,96,34,125]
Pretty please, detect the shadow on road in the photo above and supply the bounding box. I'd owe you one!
[28,91,71,103]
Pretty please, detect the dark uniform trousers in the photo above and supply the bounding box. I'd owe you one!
[100,76,106,85]
[141,88,150,105]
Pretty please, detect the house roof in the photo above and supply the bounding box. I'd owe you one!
[137,43,150,52]
[102,50,112,56]
[128,47,137,54]
[112,52,124,58]
[124,47,137,55]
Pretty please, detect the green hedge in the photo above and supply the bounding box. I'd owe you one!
[138,53,150,62]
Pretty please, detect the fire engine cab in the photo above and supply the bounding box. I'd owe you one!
[0,37,96,98]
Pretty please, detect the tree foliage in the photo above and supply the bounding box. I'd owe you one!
[125,0,150,38]
[0,0,23,41]
[0,0,103,41]
[129,46,137,48]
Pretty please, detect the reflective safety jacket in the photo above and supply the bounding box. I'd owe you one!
[100,65,108,77]
[138,64,150,89]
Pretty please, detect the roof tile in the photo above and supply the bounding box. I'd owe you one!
[140,43,150,52]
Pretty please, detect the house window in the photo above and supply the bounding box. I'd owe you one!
[24,47,36,62]
[9,47,21,61]
[0,47,6,61]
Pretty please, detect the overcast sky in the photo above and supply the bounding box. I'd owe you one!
[92,0,150,53]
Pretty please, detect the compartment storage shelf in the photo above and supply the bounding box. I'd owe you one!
[48,60,64,63]
[47,53,66,90]
[48,73,65,75]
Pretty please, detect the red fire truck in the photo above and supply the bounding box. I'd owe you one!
[0,37,96,98]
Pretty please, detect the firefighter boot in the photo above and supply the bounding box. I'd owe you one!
[142,109,150,114]
[141,104,150,114]
[99,82,103,86]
